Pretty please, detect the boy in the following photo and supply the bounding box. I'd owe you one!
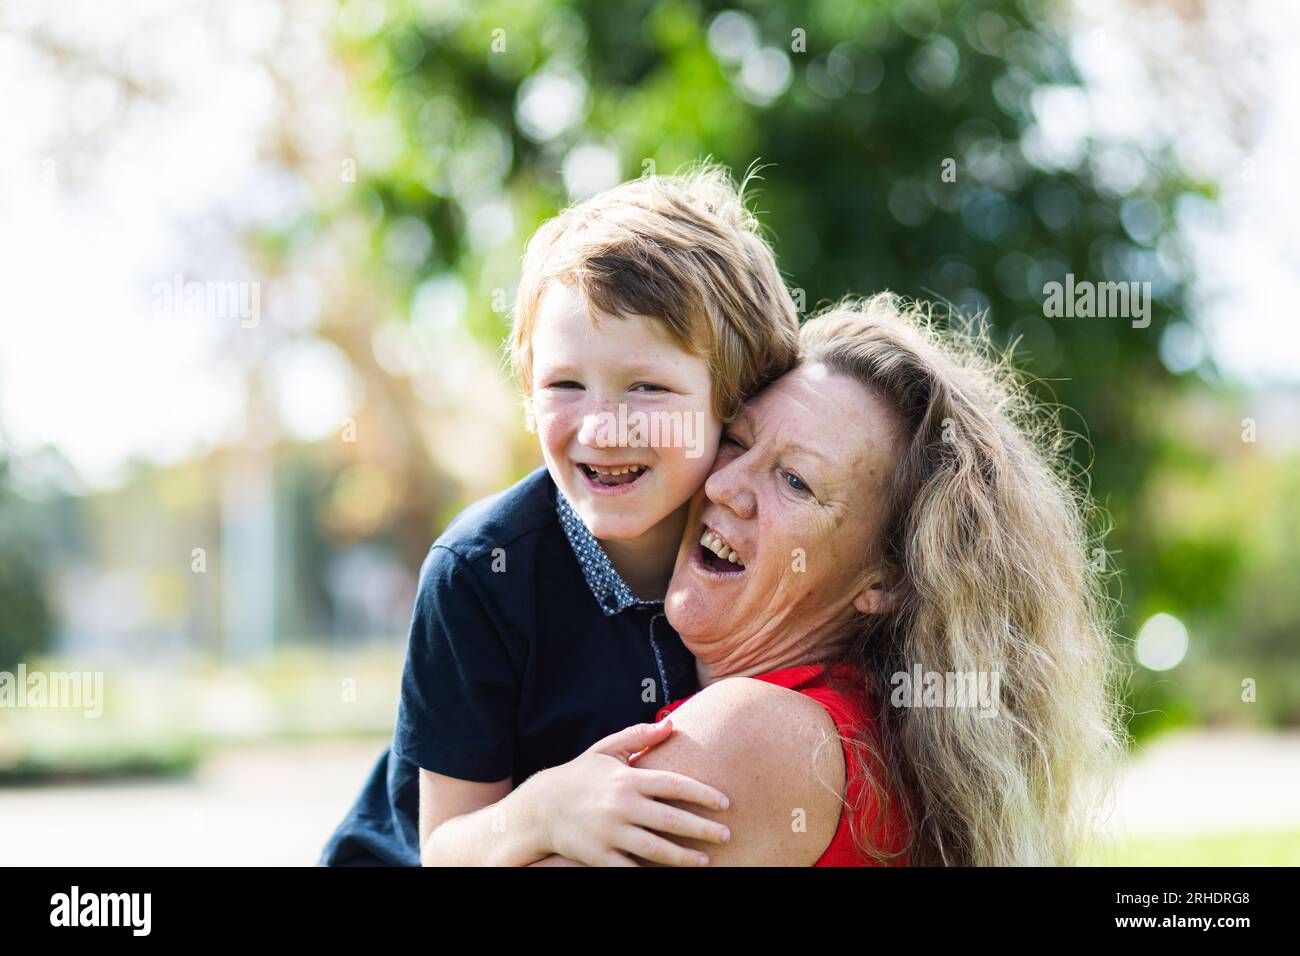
[320,165,798,866]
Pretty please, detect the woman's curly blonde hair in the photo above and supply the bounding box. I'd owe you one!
[801,293,1127,866]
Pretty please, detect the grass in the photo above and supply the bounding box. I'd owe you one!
[1082,830,1300,866]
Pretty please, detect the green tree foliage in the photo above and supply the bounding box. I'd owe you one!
[333,1,1200,582]
[303,0,1233,738]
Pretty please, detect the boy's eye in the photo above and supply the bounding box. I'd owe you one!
[546,381,583,390]
[630,383,667,393]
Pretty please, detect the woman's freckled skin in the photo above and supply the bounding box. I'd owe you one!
[665,363,905,684]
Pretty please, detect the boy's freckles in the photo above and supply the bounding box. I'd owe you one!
[527,283,721,542]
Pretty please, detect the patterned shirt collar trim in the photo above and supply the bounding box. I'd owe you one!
[555,490,661,616]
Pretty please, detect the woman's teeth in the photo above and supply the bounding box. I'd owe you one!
[700,528,743,565]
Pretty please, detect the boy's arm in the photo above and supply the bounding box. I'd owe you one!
[420,720,735,866]
[395,544,528,863]
[520,683,842,867]
[400,544,730,866]
[417,770,535,866]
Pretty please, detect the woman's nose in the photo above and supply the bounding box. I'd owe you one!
[705,455,757,519]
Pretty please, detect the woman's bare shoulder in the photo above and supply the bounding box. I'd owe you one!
[672,675,839,738]
[635,677,846,865]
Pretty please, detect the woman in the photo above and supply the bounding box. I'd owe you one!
[534,293,1124,866]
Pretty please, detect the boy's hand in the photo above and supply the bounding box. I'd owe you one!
[519,719,731,866]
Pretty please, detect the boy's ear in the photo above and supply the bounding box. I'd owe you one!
[852,570,901,617]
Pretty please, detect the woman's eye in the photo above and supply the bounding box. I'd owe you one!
[721,432,746,449]
[785,471,811,495]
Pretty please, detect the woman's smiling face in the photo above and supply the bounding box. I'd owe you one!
[665,362,904,660]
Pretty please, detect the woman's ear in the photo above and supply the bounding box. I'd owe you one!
[853,571,900,616]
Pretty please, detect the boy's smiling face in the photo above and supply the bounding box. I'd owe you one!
[530,282,722,540]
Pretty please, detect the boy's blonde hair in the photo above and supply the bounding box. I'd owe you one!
[510,164,800,421]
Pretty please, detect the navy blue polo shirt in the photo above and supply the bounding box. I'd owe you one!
[319,467,699,866]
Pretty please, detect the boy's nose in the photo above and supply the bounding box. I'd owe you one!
[577,405,619,447]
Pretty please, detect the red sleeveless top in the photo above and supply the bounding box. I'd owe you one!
[655,662,909,866]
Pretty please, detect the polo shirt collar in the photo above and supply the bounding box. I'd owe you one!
[555,490,662,616]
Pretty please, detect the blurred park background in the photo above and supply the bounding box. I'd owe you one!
[1,0,1298,865]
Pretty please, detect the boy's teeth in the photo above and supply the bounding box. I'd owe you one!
[590,464,643,476]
